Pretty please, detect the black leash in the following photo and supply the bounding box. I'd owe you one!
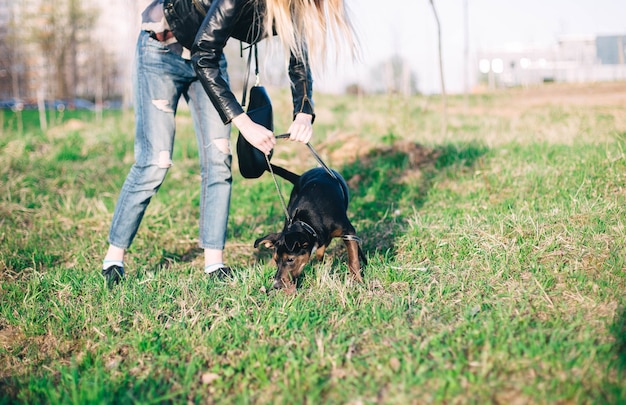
[240,43,259,108]
[264,152,291,221]
[265,134,337,223]
[275,134,337,180]
[264,138,363,246]
[238,45,359,243]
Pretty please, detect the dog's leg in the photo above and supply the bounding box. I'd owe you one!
[358,245,368,265]
[343,239,363,282]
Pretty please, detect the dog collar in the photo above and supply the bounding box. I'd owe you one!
[293,220,318,239]
[342,234,362,244]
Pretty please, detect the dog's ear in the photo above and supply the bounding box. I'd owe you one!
[254,233,282,249]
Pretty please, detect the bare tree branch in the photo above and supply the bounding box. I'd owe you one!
[428,0,447,136]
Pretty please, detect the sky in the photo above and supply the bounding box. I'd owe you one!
[316,0,626,94]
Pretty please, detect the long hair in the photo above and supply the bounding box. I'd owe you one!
[263,0,358,71]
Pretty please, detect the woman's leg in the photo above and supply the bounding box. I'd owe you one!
[103,31,186,279]
[186,54,233,273]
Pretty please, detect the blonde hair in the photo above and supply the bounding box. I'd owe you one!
[263,0,358,70]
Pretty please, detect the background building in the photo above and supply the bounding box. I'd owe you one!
[476,34,626,89]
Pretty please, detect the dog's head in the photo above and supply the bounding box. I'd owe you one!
[254,221,318,289]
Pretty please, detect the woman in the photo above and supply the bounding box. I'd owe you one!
[101,0,356,284]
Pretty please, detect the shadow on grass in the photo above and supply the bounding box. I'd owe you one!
[339,140,488,258]
[137,247,203,277]
[605,305,626,402]
[233,140,488,287]
[611,305,626,371]
[1,245,61,280]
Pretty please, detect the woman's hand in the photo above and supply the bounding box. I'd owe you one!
[232,113,276,155]
[287,113,313,143]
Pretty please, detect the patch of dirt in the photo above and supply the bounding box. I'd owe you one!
[348,140,442,189]
[0,325,26,379]
[272,131,440,181]
[0,323,84,380]
[317,131,377,166]
[0,325,24,352]
[366,140,441,168]
[269,131,375,172]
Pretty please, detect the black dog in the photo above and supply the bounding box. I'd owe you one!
[254,164,367,289]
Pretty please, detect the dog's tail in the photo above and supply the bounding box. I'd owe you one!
[268,164,300,184]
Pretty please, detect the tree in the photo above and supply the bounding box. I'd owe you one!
[0,2,27,101]
[28,0,97,100]
[0,1,30,132]
[428,0,447,136]
[1,0,128,118]
[463,0,470,105]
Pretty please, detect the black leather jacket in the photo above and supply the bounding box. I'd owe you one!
[163,0,314,124]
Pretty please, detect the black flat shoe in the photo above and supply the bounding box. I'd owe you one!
[102,265,125,286]
[206,266,232,279]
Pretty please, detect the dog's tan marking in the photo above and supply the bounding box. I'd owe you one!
[344,239,363,282]
[315,245,326,261]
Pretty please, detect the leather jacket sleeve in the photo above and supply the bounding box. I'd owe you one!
[289,50,315,121]
[191,0,246,124]
[190,0,314,124]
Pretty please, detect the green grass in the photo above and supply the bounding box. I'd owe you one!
[1,83,625,404]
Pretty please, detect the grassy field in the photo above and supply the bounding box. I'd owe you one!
[1,82,625,404]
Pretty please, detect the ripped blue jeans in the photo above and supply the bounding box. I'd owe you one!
[108,30,232,250]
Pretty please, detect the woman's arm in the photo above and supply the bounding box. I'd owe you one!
[288,51,315,121]
[232,113,276,155]
[191,0,247,124]
[191,0,276,154]
[287,51,315,143]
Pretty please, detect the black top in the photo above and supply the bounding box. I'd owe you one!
[163,0,314,124]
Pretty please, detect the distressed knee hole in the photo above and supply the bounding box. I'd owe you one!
[214,138,231,154]
[158,150,173,168]
[152,99,174,113]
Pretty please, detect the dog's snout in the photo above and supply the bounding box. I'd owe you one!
[273,266,290,289]
[272,279,284,289]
